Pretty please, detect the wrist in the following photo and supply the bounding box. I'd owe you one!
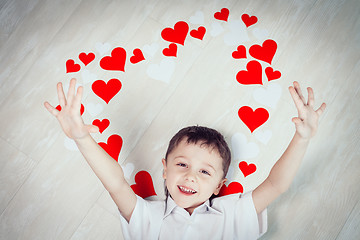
[74,133,93,145]
[294,131,311,144]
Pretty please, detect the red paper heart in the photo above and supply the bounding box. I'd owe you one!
[130,48,145,64]
[232,45,246,59]
[98,134,123,162]
[236,60,262,85]
[92,79,122,104]
[56,104,84,115]
[190,26,206,40]
[214,8,229,22]
[79,52,95,66]
[161,21,189,46]
[241,14,258,27]
[265,67,281,81]
[249,39,277,64]
[218,182,243,197]
[66,59,81,73]
[239,161,257,177]
[130,171,157,198]
[100,47,126,71]
[162,43,178,57]
[92,119,110,134]
[238,106,269,133]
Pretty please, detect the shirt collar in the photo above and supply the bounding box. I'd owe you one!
[164,196,222,219]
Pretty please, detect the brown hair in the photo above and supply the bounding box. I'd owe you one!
[164,126,231,198]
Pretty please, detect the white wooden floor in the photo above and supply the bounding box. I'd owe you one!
[0,0,359,239]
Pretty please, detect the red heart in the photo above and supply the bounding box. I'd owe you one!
[92,79,122,104]
[56,104,84,115]
[238,106,269,133]
[100,47,126,71]
[236,60,262,85]
[249,39,277,64]
[79,52,95,66]
[214,8,229,22]
[218,182,243,197]
[239,161,257,177]
[265,67,281,81]
[232,45,246,59]
[130,48,145,64]
[162,43,178,57]
[130,171,157,199]
[92,119,110,133]
[161,21,189,46]
[98,134,123,162]
[241,14,258,27]
[66,59,80,73]
[190,26,206,40]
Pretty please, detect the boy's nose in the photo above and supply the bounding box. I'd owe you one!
[185,170,196,182]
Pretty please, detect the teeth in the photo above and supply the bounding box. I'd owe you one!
[179,186,196,193]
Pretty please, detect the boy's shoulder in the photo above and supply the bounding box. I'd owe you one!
[210,191,253,210]
[211,191,249,201]
[140,195,166,207]
[123,195,165,222]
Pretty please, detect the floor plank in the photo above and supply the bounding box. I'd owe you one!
[1,0,359,239]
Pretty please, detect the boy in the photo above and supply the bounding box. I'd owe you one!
[44,78,326,239]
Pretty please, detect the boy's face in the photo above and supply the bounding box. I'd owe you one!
[162,138,227,214]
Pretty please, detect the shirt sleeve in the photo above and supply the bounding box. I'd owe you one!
[118,195,163,240]
[236,191,268,239]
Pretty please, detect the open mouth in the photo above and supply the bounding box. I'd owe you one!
[178,185,197,195]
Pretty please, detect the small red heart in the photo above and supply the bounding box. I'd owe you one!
[161,21,189,46]
[236,60,262,85]
[232,45,246,59]
[92,79,122,104]
[98,134,123,162]
[239,161,257,177]
[100,47,126,71]
[238,106,269,133]
[92,119,110,133]
[249,39,277,64]
[214,8,229,22]
[218,182,243,197]
[241,14,258,27]
[130,171,157,198]
[79,52,95,66]
[56,104,85,115]
[265,67,281,81]
[190,26,206,40]
[66,59,81,73]
[130,48,145,64]
[162,43,178,57]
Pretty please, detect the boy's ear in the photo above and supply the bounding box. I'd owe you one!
[162,158,167,180]
[213,178,227,195]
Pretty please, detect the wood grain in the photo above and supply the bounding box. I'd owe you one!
[0,0,359,239]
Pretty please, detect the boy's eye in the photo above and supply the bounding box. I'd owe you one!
[177,163,187,167]
[201,170,210,175]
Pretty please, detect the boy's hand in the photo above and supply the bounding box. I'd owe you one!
[44,78,99,140]
[289,81,326,140]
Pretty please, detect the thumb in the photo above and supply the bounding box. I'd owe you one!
[86,125,99,133]
[292,117,303,126]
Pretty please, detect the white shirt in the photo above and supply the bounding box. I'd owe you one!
[119,191,267,240]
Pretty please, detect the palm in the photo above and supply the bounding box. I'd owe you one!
[57,105,88,139]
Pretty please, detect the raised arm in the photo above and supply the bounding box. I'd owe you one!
[253,81,326,214]
[44,78,136,222]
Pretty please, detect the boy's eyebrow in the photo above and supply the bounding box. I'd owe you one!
[174,156,216,172]
[205,163,216,172]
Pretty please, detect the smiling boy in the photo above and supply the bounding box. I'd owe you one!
[162,126,231,215]
[44,79,326,239]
